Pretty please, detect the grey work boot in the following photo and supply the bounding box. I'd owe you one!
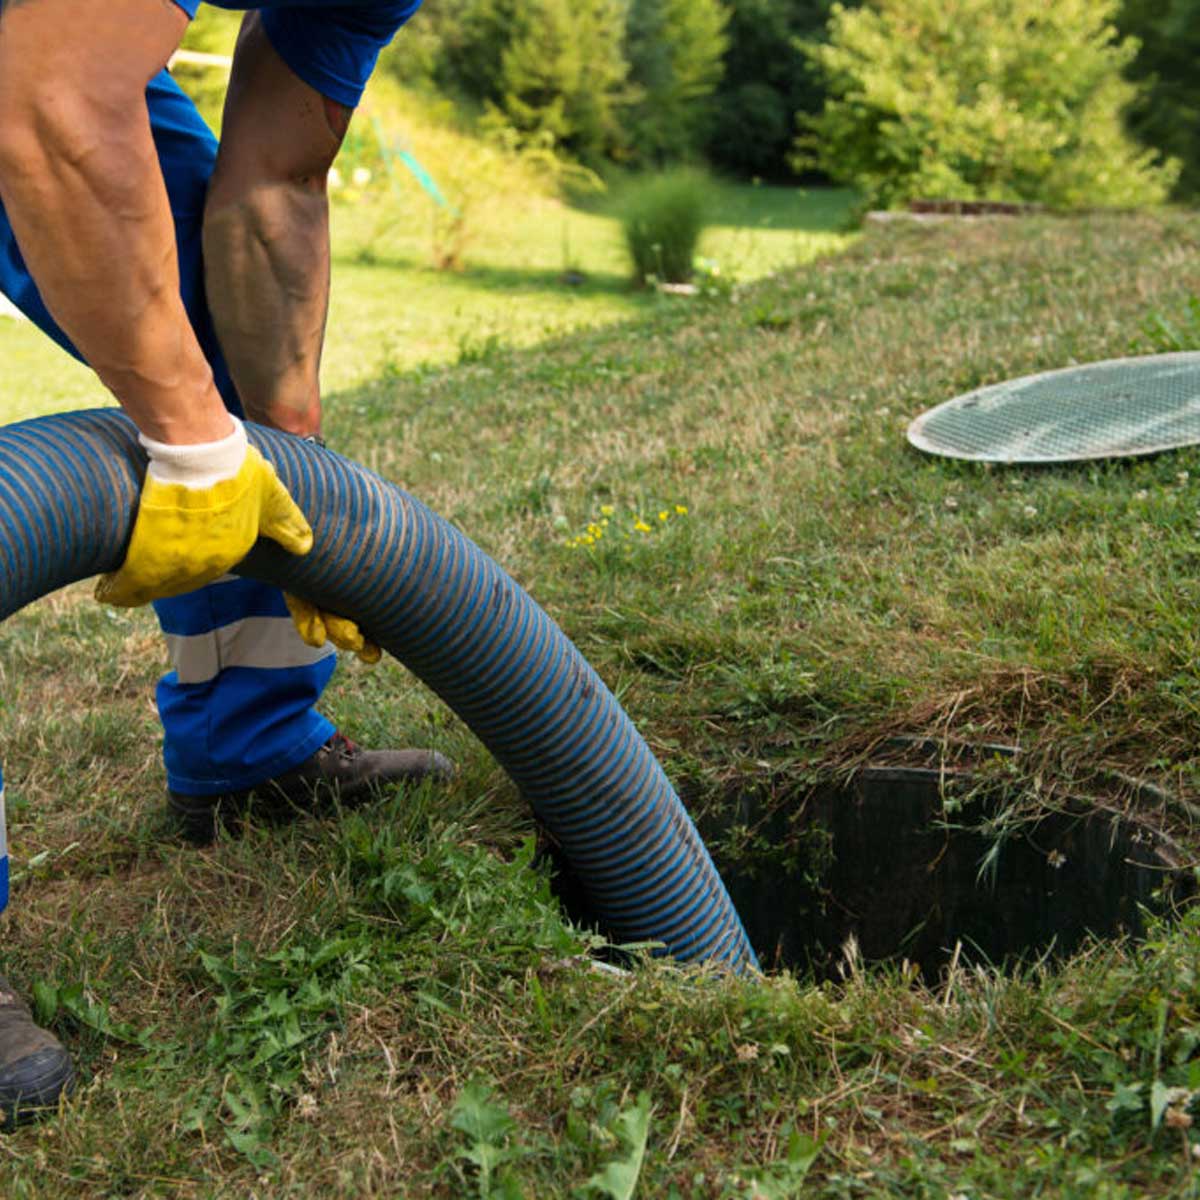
[0,976,75,1128]
[168,732,455,846]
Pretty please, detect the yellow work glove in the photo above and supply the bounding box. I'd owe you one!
[284,595,382,664]
[96,416,313,607]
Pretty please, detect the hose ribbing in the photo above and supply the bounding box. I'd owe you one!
[0,410,757,971]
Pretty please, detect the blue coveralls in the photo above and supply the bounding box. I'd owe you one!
[0,0,422,908]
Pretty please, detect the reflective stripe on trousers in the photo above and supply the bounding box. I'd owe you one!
[154,578,337,794]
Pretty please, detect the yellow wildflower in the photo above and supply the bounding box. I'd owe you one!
[634,519,652,533]
[600,504,615,517]
[675,504,688,515]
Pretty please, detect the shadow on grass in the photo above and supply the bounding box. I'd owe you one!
[428,262,634,297]
[332,251,636,299]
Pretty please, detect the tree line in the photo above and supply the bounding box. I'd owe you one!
[380,0,821,177]
[376,0,1198,205]
[180,1,1197,206]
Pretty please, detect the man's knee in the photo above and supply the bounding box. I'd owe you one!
[212,14,349,197]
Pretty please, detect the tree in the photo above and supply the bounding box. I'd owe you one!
[497,0,628,164]
[1118,0,1200,199]
[622,0,731,165]
[417,0,512,104]
[497,0,582,145]
[565,0,631,164]
[707,0,841,180]
[396,0,627,166]
[797,0,1178,209]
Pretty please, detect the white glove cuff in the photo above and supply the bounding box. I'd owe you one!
[140,416,248,489]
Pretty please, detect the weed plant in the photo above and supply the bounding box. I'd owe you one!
[1136,294,1200,353]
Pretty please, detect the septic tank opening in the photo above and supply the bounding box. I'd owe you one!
[546,747,1195,980]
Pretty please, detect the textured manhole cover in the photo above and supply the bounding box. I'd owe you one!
[908,353,1200,463]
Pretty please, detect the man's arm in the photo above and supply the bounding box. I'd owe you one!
[0,0,315,610]
[0,0,233,446]
[202,14,351,437]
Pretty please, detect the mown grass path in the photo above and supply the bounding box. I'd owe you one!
[2,210,1200,1197]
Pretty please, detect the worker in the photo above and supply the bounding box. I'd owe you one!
[0,0,453,1125]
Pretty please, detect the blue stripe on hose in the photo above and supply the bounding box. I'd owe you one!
[562,805,691,873]
[0,465,45,588]
[431,571,544,705]
[584,842,711,913]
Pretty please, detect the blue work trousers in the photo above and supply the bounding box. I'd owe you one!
[0,70,337,799]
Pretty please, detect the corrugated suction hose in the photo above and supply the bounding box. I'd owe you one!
[0,410,758,972]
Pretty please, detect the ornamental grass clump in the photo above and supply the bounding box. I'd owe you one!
[616,169,711,286]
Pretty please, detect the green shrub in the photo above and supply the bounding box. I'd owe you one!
[796,0,1180,210]
[616,169,711,285]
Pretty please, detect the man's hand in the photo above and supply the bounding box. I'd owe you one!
[96,418,312,606]
[284,596,382,664]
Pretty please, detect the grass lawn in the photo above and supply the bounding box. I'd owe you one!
[0,181,855,422]
[4,208,1200,1196]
